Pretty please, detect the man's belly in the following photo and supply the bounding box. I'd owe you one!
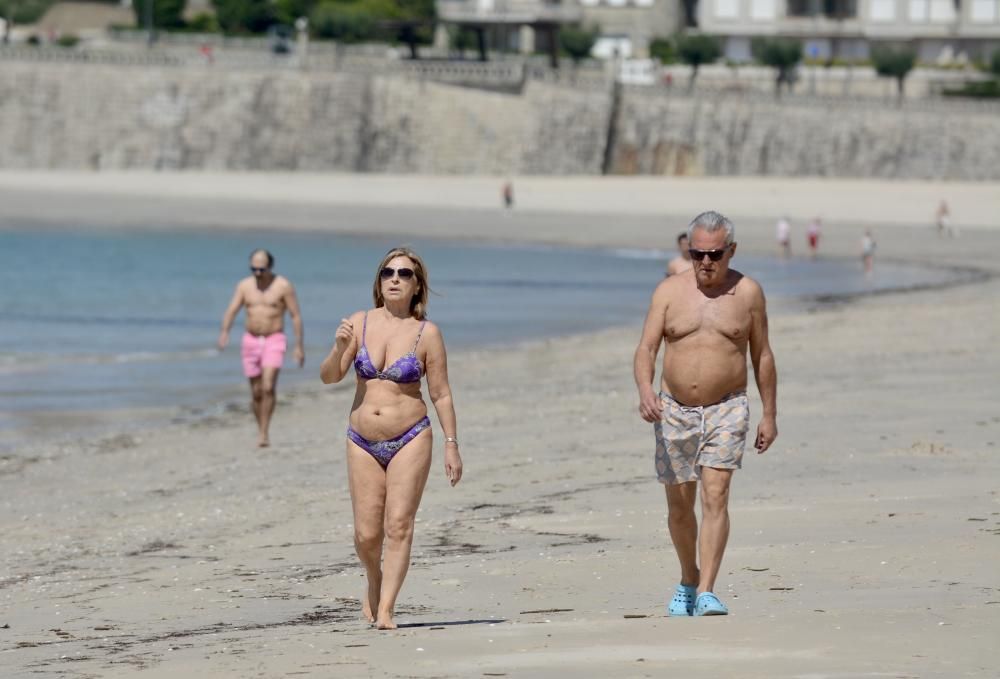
[245,314,284,336]
[661,352,747,407]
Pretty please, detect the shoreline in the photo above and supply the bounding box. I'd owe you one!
[3,172,1000,230]
[4,172,999,279]
[2,234,990,455]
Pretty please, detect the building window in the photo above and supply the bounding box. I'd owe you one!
[750,0,776,19]
[971,0,998,22]
[787,0,857,17]
[715,0,739,18]
[786,0,812,16]
[908,0,929,20]
[824,0,857,17]
[928,0,957,19]
[869,0,895,20]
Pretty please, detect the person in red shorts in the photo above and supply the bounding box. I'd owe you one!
[807,217,822,259]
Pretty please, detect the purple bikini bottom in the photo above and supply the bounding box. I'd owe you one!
[347,416,431,468]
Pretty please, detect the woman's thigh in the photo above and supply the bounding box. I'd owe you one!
[384,430,433,527]
[347,440,387,531]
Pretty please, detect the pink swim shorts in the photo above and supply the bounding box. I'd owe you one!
[240,332,286,378]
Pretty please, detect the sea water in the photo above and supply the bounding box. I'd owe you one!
[0,228,968,427]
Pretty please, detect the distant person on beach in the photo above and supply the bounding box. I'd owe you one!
[502,181,514,208]
[776,217,791,258]
[807,217,822,259]
[218,249,305,448]
[199,43,215,65]
[634,210,778,617]
[935,200,956,238]
[666,232,693,276]
[861,229,876,278]
[320,247,463,630]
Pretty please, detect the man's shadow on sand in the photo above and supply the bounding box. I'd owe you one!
[396,618,505,629]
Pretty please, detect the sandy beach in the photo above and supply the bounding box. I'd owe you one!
[2,174,999,678]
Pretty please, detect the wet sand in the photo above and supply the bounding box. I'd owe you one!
[2,175,999,677]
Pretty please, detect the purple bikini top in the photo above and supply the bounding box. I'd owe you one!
[353,312,426,383]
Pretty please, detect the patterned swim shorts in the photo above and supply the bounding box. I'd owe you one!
[654,390,750,485]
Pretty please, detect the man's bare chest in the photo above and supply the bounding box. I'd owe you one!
[665,297,749,344]
[245,286,284,310]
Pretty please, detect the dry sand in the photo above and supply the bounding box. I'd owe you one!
[1,174,999,678]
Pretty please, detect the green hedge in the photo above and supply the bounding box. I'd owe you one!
[212,0,276,34]
[132,0,187,30]
[0,0,55,24]
[942,79,1000,99]
[311,0,380,41]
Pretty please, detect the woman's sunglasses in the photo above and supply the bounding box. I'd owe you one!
[380,267,415,280]
[688,246,732,262]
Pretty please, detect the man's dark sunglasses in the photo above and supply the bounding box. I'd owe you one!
[250,266,269,274]
[689,245,733,262]
[380,267,415,280]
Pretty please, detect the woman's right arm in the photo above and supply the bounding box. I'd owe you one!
[320,312,361,384]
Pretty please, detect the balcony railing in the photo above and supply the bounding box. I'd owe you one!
[437,0,582,24]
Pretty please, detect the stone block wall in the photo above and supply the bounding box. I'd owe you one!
[0,61,997,179]
[613,89,1000,180]
[0,62,610,175]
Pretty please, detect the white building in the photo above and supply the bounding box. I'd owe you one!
[436,0,582,63]
[438,0,1000,63]
[697,0,1000,62]
[576,0,685,58]
[436,0,685,59]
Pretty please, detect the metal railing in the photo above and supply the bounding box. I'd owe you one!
[2,45,996,106]
[437,0,582,23]
[622,81,1000,114]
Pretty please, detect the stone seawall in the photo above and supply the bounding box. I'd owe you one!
[612,89,1000,180]
[0,63,611,174]
[1,61,997,179]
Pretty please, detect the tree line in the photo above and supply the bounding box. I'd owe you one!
[562,28,1000,101]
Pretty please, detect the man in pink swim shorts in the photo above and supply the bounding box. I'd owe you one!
[218,249,304,448]
[634,211,778,617]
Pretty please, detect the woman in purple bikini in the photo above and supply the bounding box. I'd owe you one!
[320,247,463,630]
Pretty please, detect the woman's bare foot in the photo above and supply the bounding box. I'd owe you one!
[375,603,396,630]
[362,580,381,623]
[257,433,270,448]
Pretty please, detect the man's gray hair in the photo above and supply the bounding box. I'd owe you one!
[687,211,735,245]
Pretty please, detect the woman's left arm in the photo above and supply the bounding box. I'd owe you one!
[423,323,463,486]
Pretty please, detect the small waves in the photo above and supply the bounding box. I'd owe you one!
[611,248,670,261]
[6,312,216,328]
[0,348,222,375]
[437,277,650,291]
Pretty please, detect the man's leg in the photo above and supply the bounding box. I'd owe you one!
[257,367,280,447]
[697,467,733,594]
[248,376,263,429]
[665,481,699,587]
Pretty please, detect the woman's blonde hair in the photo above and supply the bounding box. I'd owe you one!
[372,247,430,320]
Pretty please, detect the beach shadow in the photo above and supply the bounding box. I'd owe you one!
[396,618,505,629]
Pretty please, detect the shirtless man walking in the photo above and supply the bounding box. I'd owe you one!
[218,249,305,447]
[634,210,777,617]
